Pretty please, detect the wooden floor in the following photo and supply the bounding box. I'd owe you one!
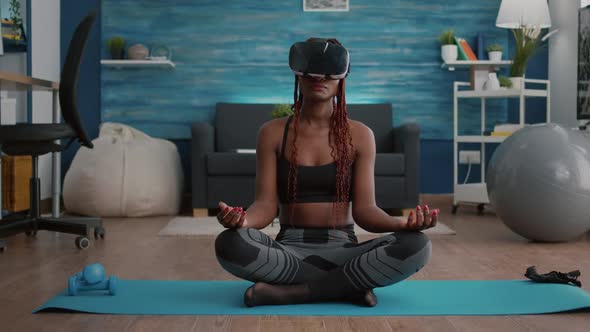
[1,194,589,332]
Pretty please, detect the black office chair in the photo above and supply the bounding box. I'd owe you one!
[0,11,104,251]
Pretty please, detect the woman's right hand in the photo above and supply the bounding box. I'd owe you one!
[217,201,248,228]
[404,204,438,231]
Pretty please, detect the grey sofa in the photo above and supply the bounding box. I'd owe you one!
[191,102,420,216]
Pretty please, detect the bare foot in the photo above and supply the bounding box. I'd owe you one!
[361,289,378,307]
[244,282,311,307]
[345,288,378,307]
[244,282,378,307]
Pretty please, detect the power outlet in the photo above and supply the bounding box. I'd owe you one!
[459,150,481,164]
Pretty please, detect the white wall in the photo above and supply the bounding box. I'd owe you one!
[0,0,28,123]
[30,0,60,199]
[0,53,27,123]
[548,0,580,127]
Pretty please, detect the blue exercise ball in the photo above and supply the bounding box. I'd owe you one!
[486,123,590,242]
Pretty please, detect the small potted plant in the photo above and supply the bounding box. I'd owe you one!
[271,104,294,118]
[107,36,126,60]
[439,29,457,62]
[498,75,512,89]
[486,44,503,61]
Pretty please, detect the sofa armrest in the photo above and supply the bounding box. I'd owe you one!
[192,122,215,208]
[392,123,420,206]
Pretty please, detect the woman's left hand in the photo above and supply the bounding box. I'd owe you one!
[405,204,439,231]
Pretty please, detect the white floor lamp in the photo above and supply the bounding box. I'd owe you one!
[0,6,3,56]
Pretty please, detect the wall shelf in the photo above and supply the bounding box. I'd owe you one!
[100,59,176,69]
[442,60,512,71]
[456,88,548,98]
[455,135,508,143]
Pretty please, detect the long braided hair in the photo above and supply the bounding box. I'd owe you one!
[287,38,355,228]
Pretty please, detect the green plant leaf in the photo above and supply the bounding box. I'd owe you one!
[498,75,512,88]
[509,27,546,77]
[438,30,455,45]
[486,44,502,52]
[271,104,294,118]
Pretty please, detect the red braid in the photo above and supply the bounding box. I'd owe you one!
[287,78,302,226]
[331,79,354,227]
[287,63,354,228]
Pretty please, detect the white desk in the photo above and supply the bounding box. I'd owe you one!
[0,70,60,219]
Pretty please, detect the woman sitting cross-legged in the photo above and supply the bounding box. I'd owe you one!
[214,37,438,307]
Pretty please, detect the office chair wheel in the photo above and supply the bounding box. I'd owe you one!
[451,204,458,215]
[94,226,105,239]
[25,230,37,237]
[75,236,90,250]
[0,239,6,252]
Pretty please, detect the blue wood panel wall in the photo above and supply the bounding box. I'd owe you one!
[101,0,510,141]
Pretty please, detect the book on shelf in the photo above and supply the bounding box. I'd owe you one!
[454,37,468,60]
[476,32,486,60]
[491,131,513,136]
[494,123,521,132]
[454,37,478,61]
[460,39,478,61]
[483,124,523,137]
[483,130,513,137]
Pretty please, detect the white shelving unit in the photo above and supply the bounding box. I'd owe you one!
[100,59,176,69]
[442,60,512,71]
[452,78,551,215]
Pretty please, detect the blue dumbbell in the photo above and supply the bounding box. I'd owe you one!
[68,263,118,296]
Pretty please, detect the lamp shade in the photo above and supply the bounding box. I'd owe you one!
[496,0,552,28]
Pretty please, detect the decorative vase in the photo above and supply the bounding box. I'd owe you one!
[483,72,500,91]
[127,44,149,60]
[488,51,502,61]
[441,44,458,62]
[150,44,171,60]
[509,76,524,90]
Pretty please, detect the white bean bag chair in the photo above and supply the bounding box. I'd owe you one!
[63,122,184,217]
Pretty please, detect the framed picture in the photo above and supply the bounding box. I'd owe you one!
[303,0,349,12]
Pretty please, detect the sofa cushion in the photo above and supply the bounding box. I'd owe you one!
[208,152,404,177]
[347,104,394,153]
[375,153,405,176]
[215,103,395,153]
[215,103,275,152]
[207,152,257,175]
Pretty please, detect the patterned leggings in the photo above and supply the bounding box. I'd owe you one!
[214,224,431,297]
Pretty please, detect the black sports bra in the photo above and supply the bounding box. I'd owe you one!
[276,115,353,204]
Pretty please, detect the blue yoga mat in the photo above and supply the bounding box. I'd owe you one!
[33,280,590,316]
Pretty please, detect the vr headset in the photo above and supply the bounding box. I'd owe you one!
[289,38,350,80]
